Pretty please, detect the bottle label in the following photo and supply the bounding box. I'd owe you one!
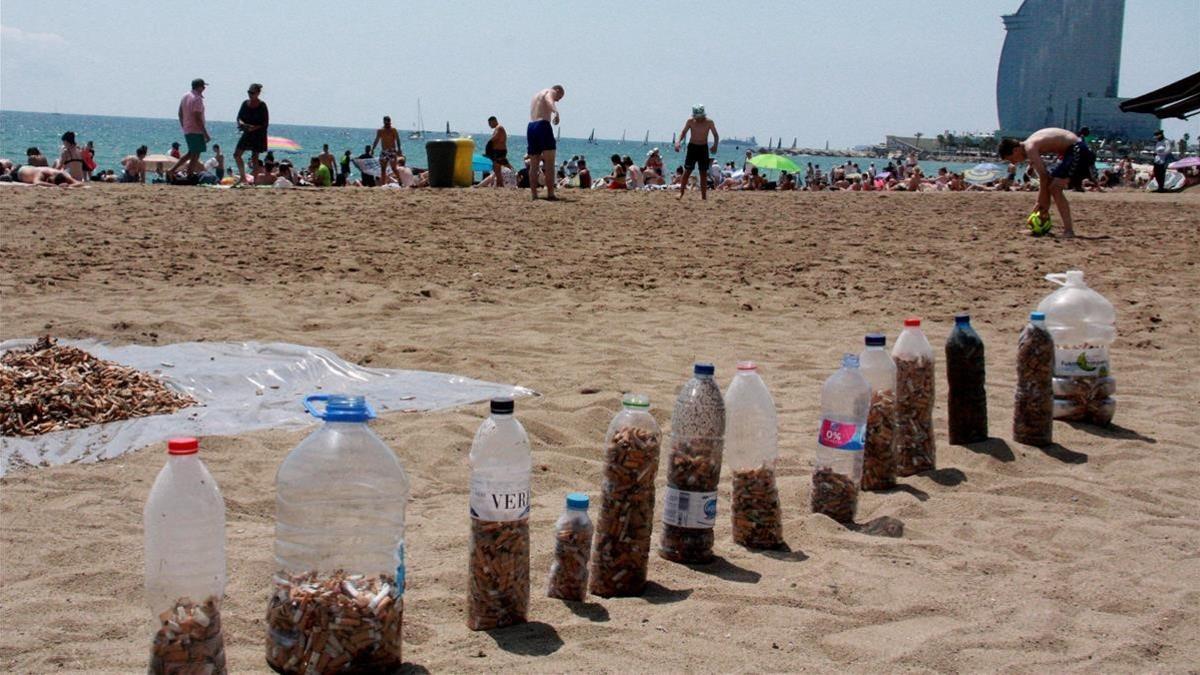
[395,542,405,596]
[662,486,717,529]
[469,475,531,521]
[1054,346,1109,378]
[818,418,864,450]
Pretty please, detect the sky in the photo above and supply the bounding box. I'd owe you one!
[2,1,1197,146]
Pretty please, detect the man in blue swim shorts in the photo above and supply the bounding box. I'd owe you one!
[999,127,1092,237]
[527,85,564,200]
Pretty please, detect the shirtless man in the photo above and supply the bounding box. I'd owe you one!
[121,145,149,183]
[2,160,82,187]
[673,105,720,200]
[485,116,509,189]
[373,116,403,186]
[998,127,1093,237]
[527,85,564,200]
[318,144,337,178]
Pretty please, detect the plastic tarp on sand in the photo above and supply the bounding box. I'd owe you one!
[0,340,535,476]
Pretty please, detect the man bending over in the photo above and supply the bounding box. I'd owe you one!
[998,128,1094,237]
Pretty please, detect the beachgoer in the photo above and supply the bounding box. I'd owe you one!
[338,150,351,186]
[567,155,579,177]
[486,116,509,189]
[318,144,337,178]
[25,147,49,167]
[205,144,225,179]
[673,104,720,200]
[233,83,269,183]
[276,161,296,186]
[373,116,402,186]
[169,142,181,159]
[357,145,377,187]
[603,154,627,189]
[82,141,97,181]
[171,78,210,177]
[393,155,414,187]
[577,158,592,189]
[623,156,643,189]
[527,85,564,200]
[4,160,82,187]
[707,160,723,190]
[645,148,664,177]
[121,146,148,183]
[56,132,86,180]
[309,156,332,187]
[998,127,1094,237]
[1152,130,1174,192]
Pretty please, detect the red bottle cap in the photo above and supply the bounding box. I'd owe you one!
[736,361,758,371]
[167,437,199,455]
[903,317,921,327]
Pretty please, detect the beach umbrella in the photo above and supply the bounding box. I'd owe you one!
[140,154,178,173]
[963,162,1003,184]
[267,136,302,152]
[747,153,801,173]
[472,155,493,172]
[1167,156,1200,170]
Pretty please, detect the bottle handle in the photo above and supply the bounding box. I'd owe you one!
[303,394,329,419]
[1045,273,1068,286]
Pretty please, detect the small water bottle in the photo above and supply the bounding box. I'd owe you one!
[945,313,988,444]
[812,355,870,524]
[859,334,897,491]
[893,317,936,475]
[725,361,783,549]
[467,397,532,630]
[547,493,593,601]
[660,363,725,564]
[144,437,226,675]
[1014,311,1055,446]
[267,394,409,674]
[1038,270,1116,425]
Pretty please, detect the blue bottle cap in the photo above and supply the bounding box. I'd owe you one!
[304,394,375,422]
[955,313,971,325]
[842,353,860,368]
[566,492,589,510]
[865,333,886,347]
[1030,311,1045,321]
[490,397,514,415]
[693,362,715,376]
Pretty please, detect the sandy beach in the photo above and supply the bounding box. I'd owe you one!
[1,186,1198,672]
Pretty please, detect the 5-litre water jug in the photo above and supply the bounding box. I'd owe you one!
[267,394,409,673]
[1037,270,1116,425]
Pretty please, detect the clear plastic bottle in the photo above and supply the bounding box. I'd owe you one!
[660,362,725,564]
[144,437,227,675]
[547,493,593,601]
[859,334,898,491]
[1037,270,1116,425]
[812,354,870,523]
[725,361,783,549]
[893,317,936,475]
[467,397,532,630]
[590,394,661,597]
[945,313,988,444]
[267,394,409,673]
[1014,311,1055,446]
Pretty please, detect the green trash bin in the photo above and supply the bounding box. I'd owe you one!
[426,140,457,188]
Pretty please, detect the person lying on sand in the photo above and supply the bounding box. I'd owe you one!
[1,159,83,187]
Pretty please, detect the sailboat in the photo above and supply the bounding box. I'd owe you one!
[587,129,596,145]
[556,125,562,142]
[776,138,783,150]
[791,137,797,149]
[408,99,424,140]
[445,121,454,138]
[620,129,626,144]
[642,130,649,146]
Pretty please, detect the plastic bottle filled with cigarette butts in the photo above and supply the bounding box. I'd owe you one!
[144,437,227,675]
[812,355,870,524]
[1037,270,1116,425]
[859,334,898,491]
[590,393,661,597]
[660,362,725,564]
[267,394,409,674]
[1013,311,1055,446]
[725,361,784,549]
[467,397,532,630]
[892,317,936,475]
[945,313,988,445]
[547,492,594,601]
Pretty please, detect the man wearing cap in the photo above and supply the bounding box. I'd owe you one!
[673,105,720,200]
[171,78,210,177]
[234,83,269,184]
[1152,129,1174,193]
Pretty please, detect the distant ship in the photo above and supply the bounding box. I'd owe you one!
[725,135,757,147]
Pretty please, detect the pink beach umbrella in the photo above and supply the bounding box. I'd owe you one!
[267,136,302,152]
[1167,156,1200,170]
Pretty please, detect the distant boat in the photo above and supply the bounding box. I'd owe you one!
[776,138,783,150]
[587,128,597,145]
[642,130,649,146]
[556,125,561,141]
[621,129,626,144]
[408,99,424,140]
[726,135,756,148]
[671,132,677,147]
[791,137,797,149]
[445,121,455,137]
[766,137,772,149]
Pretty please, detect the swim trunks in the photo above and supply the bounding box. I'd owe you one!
[485,146,509,164]
[527,119,556,155]
[381,150,398,163]
[1050,139,1094,181]
[185,133,207,155]
[684,143,711,172]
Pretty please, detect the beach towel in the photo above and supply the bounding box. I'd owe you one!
[353,157,381,178]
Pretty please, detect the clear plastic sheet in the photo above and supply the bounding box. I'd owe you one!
[0,339,535,475]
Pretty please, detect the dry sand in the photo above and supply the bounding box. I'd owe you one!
[1,186,1198,673]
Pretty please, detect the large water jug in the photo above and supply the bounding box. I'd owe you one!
[660,363,725,564]
[812,354,870,524]
[859,334,897,491]
[267,394,409,674]
[467,397,532,630]
[724,361,783,549]
[144,437,226,674]
[1037,270,1116,425]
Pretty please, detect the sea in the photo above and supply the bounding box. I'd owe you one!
[0,110,981,178]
